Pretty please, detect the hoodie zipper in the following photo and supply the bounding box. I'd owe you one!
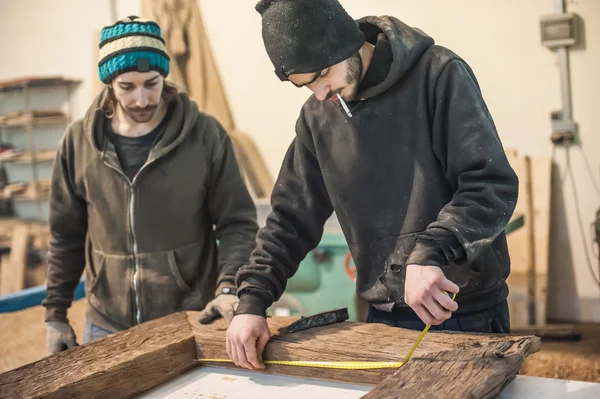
[103,156,159,326]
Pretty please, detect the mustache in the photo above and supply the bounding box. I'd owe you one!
[128,104,158,113]
[326,89,342,101]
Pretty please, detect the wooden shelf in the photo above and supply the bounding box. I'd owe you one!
[0,217,49,249]
[0,76,81,93]
[2,180,51,201]
[0,149,57,164]
[0,110,67,128]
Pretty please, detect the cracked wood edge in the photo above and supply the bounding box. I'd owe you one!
[361,337,541,399]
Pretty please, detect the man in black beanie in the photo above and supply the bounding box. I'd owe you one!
[226,0,519,370]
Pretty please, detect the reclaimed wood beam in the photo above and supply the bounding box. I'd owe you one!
[0,312,196,399]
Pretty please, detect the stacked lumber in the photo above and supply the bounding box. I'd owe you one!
[505,149,552,329]
[0,149,57,164]
[0,76,80,92]
[2,180,51,200]
[0,224,30,295]
[0,313,541,399]
[0,219,49,249]
[0,219,51,294]
[0,110,66,127]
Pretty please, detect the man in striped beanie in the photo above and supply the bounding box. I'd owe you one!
[43,16,259,354]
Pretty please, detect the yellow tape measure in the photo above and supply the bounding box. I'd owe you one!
[198,293,457,370]
[198,358,404,369]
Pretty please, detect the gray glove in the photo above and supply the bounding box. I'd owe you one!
[198,294,239,324]
[47,321,78,354]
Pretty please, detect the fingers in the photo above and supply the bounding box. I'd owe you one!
[243,340,264,370]
[423,296,451,324]
[255,329,271,369]
[230,342,241,367]
[226,334,233,364]
[412,304,435,326]
[226,329,242,367]
[438,276,460,295]
[198,305,217,324]
[65,337,78,349]
[434,290,458,312]
[236,342,254,370]
[48,343,66,355]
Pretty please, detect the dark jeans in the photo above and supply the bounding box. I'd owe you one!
[366,300,510,333]
[82,318,114,344]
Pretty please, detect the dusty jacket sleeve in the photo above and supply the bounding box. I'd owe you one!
[406,59,519,267]
[42,138,87,323]
[206,119,259,296]
[235,118,334,317]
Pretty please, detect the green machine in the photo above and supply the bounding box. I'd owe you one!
[267,232,362,320]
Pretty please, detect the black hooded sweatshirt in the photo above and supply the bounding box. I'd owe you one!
[236,16,519,317]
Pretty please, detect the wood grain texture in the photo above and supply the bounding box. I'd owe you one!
[188,312,541,388]
[362,337,539,399]
[0,312,196,399]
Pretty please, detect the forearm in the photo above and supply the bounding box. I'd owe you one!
[236,137,333,317]
[43,249,86,322]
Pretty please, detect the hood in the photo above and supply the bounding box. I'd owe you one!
[83,88,201,160]
[355,16,435,100]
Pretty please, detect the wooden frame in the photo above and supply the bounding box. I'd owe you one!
[0,312,540,398]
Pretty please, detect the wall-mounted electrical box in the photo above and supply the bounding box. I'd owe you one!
[540,13,579,49]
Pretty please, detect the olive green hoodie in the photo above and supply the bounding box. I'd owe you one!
[42,89,258,332]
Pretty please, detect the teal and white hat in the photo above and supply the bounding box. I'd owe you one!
[98,16,170,84]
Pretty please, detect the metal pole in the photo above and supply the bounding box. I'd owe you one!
[553,0,573,122]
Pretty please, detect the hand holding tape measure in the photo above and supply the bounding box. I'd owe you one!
[198,292,457,370]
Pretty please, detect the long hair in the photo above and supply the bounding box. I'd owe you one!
[100,80,180,118]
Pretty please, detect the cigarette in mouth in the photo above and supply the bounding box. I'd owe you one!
[337,93,352,117]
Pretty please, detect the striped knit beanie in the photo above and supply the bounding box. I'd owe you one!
[98,16,170,84]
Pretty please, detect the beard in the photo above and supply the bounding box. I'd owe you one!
[325,52,363,101]
[344,52,363,99]
[119,101,159,123]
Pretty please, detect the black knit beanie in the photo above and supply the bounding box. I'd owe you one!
[255,0,365,81]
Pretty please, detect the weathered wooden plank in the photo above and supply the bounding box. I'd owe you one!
[1,312,541,399]
[362,337,539,399]
[0,312,196,399]
[188,312,541,387]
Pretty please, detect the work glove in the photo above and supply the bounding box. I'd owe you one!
[46,321,78,355]
[198,294,239,324]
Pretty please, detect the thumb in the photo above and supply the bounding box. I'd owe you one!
[256,328,271,362]
[66,337,79,349]
[198,304,217,324]
[48,342,66,355]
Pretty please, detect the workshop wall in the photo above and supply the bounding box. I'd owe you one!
[0,0,598,322]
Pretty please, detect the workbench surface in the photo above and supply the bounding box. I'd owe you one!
[138,366,600,399]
